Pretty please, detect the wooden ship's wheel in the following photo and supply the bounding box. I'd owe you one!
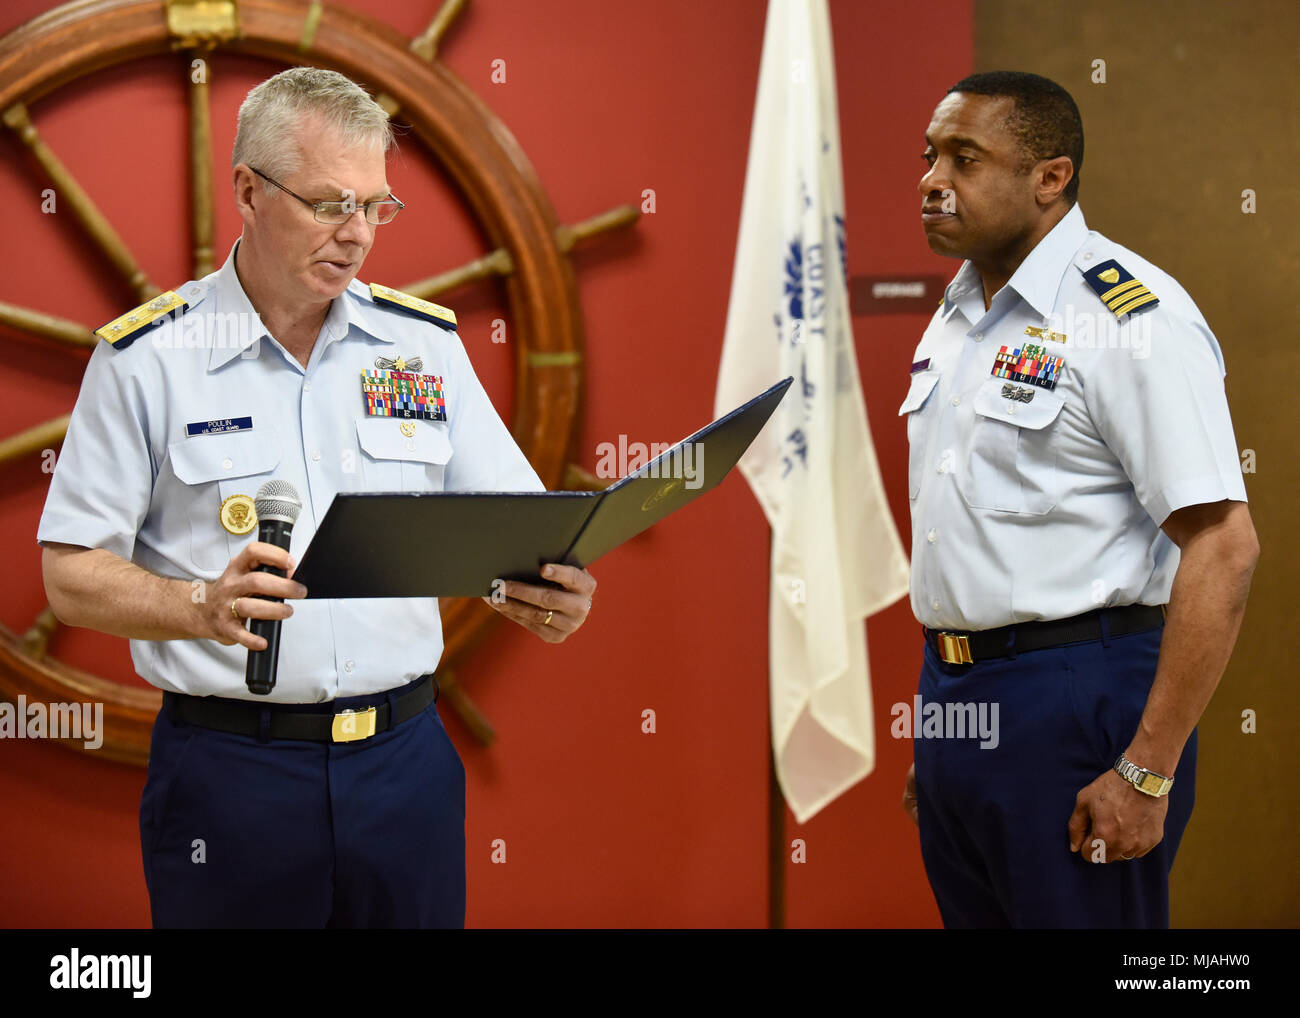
[0,0,635,765]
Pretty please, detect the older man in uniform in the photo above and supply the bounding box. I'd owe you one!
[38,67,595,928]
[898,72,1258,927]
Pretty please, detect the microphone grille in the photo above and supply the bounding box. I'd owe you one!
[254,480,303,523]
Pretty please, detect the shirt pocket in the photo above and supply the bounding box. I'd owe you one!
[354,417,454,493]
[898,371,940,499]
[963,376,1065,514]
[168,430,282,572]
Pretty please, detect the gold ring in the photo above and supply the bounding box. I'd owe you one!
[231,598,242,621]
[543,610,553,626]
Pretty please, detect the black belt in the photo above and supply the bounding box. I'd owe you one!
[924,605,1166,665]
[163,674,438,743]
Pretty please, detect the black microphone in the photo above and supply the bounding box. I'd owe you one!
[244,480,303,696]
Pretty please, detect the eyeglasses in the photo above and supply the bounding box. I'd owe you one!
[249,167,405,225]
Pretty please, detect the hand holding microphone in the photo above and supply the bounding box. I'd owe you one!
[240,480,304,695]
[198,481,306,689]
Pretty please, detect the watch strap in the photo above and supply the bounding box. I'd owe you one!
[1113,753,1174,797]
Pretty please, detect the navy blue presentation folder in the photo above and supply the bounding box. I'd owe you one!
[294,376,793,597]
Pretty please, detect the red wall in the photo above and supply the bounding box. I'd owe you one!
[0,0,970,927]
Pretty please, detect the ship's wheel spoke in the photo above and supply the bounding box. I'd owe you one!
[400,205,639,301]
[555,205,640,253]
[21,605,59,660]
[400,248,514,301]
[410,0,469,63]
[0,301,95,347]
[0,414,69,465]
[2,102,160,302]
[434,669,495,745]
[186,46,217,280]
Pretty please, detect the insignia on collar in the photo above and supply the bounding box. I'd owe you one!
[1082,259,1160,319]
[94,291,189,349]
[369,283,457,332]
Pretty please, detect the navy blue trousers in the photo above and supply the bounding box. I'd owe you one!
[139,676,466,928]
[914,625,1197,928]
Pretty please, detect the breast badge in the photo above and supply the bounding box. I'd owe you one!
[220,494,258,536]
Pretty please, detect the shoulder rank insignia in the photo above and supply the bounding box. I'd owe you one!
[94,291,189,349]
[1082,259,1160,319]
[369,283,457,332]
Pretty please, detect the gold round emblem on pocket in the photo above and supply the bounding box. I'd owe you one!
[219,493,258,535]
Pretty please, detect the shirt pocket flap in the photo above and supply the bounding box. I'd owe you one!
[355,417,453,465]
[972,377,1065,430]
[898,371,940,415]
[169,430,282,485]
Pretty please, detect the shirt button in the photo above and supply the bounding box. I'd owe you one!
[405,440,416,452]
[1083,252,1094,261]
[311,450,322,462]
[936,462,946,474]
[927,528,937,543]
[974,332,983,341]
[344,660,355,673]
[931,599,941,611]
[951,396,961,407]
[221,457,233,470]
[1007,405,1017,416]
[303,380,312,393]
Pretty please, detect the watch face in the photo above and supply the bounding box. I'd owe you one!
[1139,773,1163,795]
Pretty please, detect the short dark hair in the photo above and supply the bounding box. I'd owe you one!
[946,71,1084,205]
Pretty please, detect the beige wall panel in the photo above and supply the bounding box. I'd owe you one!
[976,0,1298,927]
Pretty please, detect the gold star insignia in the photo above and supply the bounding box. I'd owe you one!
[394,357,407,371]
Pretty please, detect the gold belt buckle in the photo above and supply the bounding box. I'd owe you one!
[332,706,377,743]
[937,632,974,665]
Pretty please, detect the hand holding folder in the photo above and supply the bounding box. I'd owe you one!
[292,377,793,597]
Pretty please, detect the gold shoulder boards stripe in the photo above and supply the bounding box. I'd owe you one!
[95,291,189,349]
[1082,258,1160,319]
[369,283,457,330]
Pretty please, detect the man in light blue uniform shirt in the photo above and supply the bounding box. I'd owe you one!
[898,72,1258,927]
[39,67,596,928]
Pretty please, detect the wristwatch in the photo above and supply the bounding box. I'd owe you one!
[1113,752,1174,797]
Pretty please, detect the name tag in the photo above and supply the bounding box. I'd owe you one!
[186,416,253,437]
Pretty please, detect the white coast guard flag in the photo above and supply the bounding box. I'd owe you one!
[714,0,910,823]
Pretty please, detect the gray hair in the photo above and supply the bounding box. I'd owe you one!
[232,67,394,190]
